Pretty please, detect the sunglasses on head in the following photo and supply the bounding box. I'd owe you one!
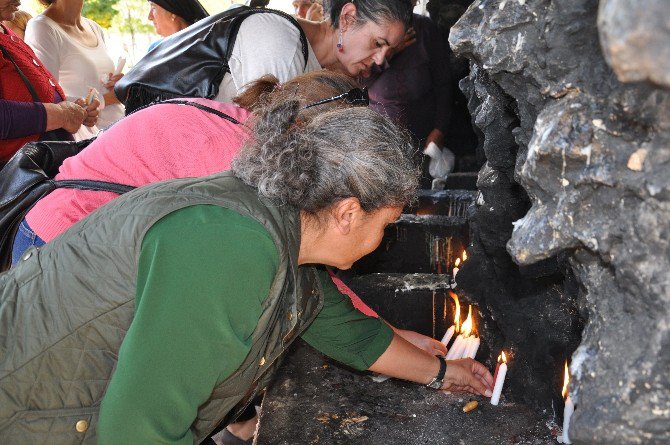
[303,87,369,109]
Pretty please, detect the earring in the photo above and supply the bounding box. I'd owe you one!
[337,30,344,52]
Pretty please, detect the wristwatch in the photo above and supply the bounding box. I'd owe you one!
[426,356,447,389]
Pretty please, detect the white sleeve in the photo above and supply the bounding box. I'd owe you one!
[24,17,62,83]
[227,13,310,94]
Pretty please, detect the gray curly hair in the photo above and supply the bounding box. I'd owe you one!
[232,100,418,214]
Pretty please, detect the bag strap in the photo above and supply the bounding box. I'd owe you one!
[0,43,40,102]
[53,179,135,195]
[127,98,242,125]
[47,99,237,194]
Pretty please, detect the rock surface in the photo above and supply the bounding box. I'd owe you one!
[446,0,670,443]
[598,0,670,88]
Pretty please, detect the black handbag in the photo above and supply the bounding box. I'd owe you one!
[0,140,134,271]
[114,6,308,114]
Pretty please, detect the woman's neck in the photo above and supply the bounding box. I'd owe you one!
[45,2,82,27]
[299,18,341,71]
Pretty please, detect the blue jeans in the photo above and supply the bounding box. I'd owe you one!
[12,219,45,266]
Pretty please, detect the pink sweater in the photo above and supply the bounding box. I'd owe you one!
[27,99,251,241]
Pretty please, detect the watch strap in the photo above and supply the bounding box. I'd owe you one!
[426,356,447,389]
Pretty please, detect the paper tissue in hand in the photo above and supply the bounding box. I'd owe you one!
[423,142,455,189]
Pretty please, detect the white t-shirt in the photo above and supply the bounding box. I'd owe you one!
[25,15,125,131]
[214,13,322,102]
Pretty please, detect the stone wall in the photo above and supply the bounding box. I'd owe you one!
[441,0,669,443]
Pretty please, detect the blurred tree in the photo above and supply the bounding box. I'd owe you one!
[83,0,120,28]
[113,0,154,61]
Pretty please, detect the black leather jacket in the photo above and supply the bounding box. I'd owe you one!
[115,6,308,114]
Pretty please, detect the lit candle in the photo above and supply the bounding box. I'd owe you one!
[561,362,574,444]
[446,305,473,359]
[451,258,461,287]
[465,336,480,359]
[440,292,461,346]
[490,352,507,405]
[441,325,455,346]
[445,334,466,360]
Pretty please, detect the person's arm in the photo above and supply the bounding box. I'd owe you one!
[228,13,312,94]
[98,206,279,445]
[0,99,88,138]
[390,326,447,357]
[301,269,394,370]
[0,99,46,139]
[305,270,489,395]
[325,270,446,356]
[369,333,493,396]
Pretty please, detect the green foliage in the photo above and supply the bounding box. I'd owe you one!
[114,0,154,35]
[82,0,120,28]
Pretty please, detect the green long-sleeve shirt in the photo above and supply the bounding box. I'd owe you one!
[98,205,392,444]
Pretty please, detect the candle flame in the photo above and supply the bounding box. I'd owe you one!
[455,257,461,267]
[462,251,468,261]
[498,351,507,364]
[461,305,473,337]
[449,291,461,332]
[562,361,570,399]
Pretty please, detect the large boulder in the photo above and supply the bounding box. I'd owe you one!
[447,0,670,442]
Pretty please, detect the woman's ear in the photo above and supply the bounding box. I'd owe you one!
[330,197,362,235]
[338,2,358,32]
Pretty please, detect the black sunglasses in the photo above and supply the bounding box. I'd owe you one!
[303,87,369,109]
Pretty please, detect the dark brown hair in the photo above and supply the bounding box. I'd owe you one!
[233,70,360,119]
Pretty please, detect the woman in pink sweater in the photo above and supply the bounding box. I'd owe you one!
[13,70,447,359]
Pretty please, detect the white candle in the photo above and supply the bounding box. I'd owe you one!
[560,362,574,444]
[465,336,480,359]
[114,56,126,75]
[562,395,574,444]
[490,353,507,405]
[445,334,465,360]
[452,258,461,287]
[441,325,455,346]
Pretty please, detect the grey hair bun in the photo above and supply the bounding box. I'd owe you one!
[233,101,418,213]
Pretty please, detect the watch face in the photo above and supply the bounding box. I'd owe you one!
[427,379,442,389]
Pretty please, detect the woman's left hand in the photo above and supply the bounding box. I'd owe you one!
[305,3,324,21]
[103,72,124,90]
[394,328,447,357]
[75,97,100,127]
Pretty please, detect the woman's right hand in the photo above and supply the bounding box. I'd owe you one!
[74,97,100,127]
[44,101,87,133]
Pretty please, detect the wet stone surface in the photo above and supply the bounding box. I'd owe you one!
[256,340,558,445]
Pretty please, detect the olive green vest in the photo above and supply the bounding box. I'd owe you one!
[0,172,323,444]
